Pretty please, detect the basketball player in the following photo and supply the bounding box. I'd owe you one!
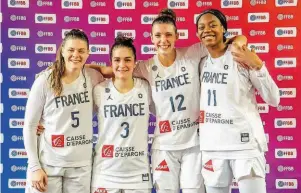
[196,9,280,193]
[87,8,252,193]
[91,36,153,193]
[23,29,104,193]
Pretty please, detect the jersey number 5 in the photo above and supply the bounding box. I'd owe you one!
[71,111,80,128]
[120,122,130,138]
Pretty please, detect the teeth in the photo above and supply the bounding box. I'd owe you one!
[160,46,169,49]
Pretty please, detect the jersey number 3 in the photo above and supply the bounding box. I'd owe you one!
[120,122,130,138]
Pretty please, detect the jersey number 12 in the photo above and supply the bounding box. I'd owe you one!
[170,94,186,112]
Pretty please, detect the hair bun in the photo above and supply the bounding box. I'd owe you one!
[159,8,176,21]
[115,34,133,45]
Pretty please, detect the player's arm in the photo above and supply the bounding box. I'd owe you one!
[23,74,48,192]
[93,84,103,116]
[23,74,47,172]
[232,44,280,106]
[85,64,113,78]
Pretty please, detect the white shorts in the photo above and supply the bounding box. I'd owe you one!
[91,188,151,193]
[91,172,152,189]
[201,153,266,187]
[151,146,204,190]
[25,164,91,193]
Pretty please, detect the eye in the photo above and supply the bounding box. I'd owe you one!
[79,50,85,54]
[198,26,204,31]
[210,24,217,28]
[68,49,74,52]
[155,34,160,38]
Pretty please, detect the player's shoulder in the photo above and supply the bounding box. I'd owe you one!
[134,78,149,88]
[35,68,52,84]
[95,78,111,89]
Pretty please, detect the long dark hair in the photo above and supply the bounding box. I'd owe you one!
[152,8,177,33]
[49,29,89,96]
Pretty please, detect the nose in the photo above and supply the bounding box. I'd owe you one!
[72,50,80,57]
[204,25,212,32]
[119,60,126,67]
[160,35,167,42]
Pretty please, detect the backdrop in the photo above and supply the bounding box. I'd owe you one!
[0,0,300,192]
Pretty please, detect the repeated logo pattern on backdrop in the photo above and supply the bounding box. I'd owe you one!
[0,0,300,192]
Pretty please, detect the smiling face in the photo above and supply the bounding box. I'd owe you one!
[151,23,179,56]
[111,46,136,80]
[197,13,225,48]
[61,38,89,71]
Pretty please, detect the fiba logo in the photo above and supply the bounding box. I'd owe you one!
[35,44,56,54]
[8,179,27,188]
[8,58,30,68]
[9,149,27,158]
[277,135,293,142]
[37,60,53,67]
[178,29,188,39]
[277,74,294,82]
[275,58,296,68]
[35,14,56,24]
[10,15,26,21]
[141,15,157,24]
[116,16,132,23]
[276,149,296,158]
[88,14,109,24]
[89,45,109,54]
[64,16,80,22]
[248,43,269,53]
[277,14,294,20]
[277,165,294,172]
[249,30,266,36]
[196,1,213,7]
[10,119,25,128]
[250,0,267,6]
[143,1,159,7]
[115,30,136,39]
[37,31,54,37]
[221,0,242,8]
[8,0,29,8]
[9,89,30,99]
[115,0,135,9]
[275,27,297,37]
[276,179,298,189]
[11,105,26,112]
[11,135,24,142]
[90,31,106,38]
[279,88,296,98]
[141,45,156,54]
[225,15,239,21]
[277,105,293,111]
[8,28,30,38]
[62,0,82,9]
[277,44,293,51]
[37,0,53,6]
[275,118,296,128]
[248,13,269,22]
[168,0,188,9]
[90,1,106,7]
[11,165,27,172]
[225,28,242,38]
[10,75,26,82]
[276,0,297,7]
[10,45,26,51]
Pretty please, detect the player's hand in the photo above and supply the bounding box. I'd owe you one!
[31,169,48,192]
[36,124,45,136]
[231,42,263,70]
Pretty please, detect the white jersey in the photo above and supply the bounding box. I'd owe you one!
[23,68,104,172]
[134,43,208,150]
[199,48,280,152]
[92,78,152,189]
